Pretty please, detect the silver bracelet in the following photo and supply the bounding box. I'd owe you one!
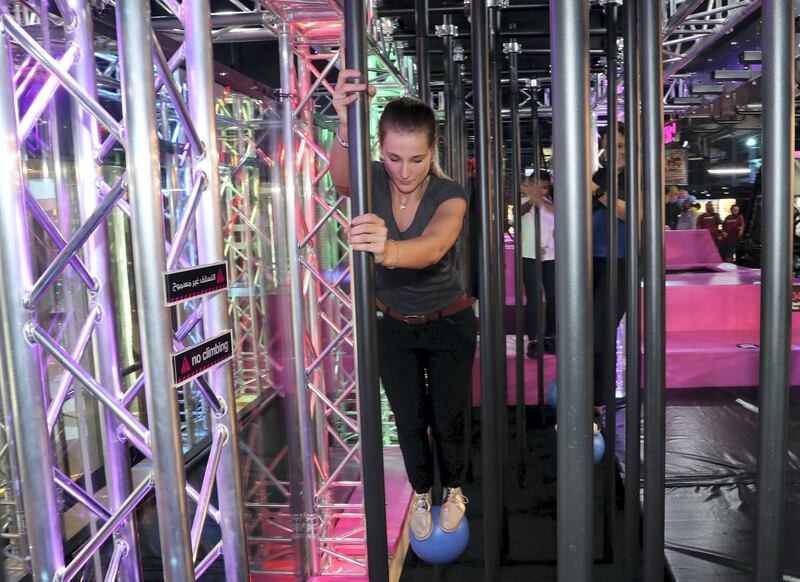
[336,127,350,149]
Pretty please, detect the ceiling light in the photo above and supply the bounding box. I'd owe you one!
[746,137,758,147]
[707,167,750,175]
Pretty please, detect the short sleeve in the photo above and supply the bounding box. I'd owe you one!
[433,178,469,208]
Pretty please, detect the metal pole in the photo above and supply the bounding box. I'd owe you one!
[277,23,319,576]
[550,0,594,578]
[116,2,195,579]
[442,16,455,175]
[0,4,64,579]
[508,42,526,484]
[489,9,508,546]
[623,0,642,578]
[184,2,250,578]
[530,96,546,420]
[414,0,430,104]
[67,1,141,579]
[603,0,619,564]
[471,0,501,578]
[755,0,795,579]
[343,0,390,579]
[640,0,666,578]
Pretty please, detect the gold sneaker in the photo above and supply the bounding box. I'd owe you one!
[409,490,433,540]
[439,487,468,533]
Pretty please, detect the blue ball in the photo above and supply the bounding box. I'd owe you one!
[593,430,606,464]
[547,379,558,408]
[409,505,470,564]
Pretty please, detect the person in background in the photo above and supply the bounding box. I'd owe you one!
[720,205,745,262]
[696,201,722,240]
[520,169,556,357]
[590,123,626,425]
[676,196,698,230]
[665,193,681,230]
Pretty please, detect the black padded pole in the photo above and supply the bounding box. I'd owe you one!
[550,0,594,578]
[623,0,642,578]
[755,0,795,579]
[343,1,389,579]
[640,0,666,578]
[508,42,526,484]
[602,0,619,564]
[471,0,501,578]
[415,0,430,104]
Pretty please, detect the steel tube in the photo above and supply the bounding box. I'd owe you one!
[53,467,112,521]
[151,30,205,159]
[471,0,501,578]
[294,52,339,117]
[66,5,143,574]
[550,0,593,578]
[116,2,195,579]
[623,0,643,578]
[0,8,64,577]
[46,306,100,434]
[602,0,619,564]
[755,0,795,579]
[344,0,390,576]
[640,0,666,578]
[414,0,430,103]
[190,426,228,560]
[0,14,121,141]
[30,325,149,443]
[165,172,208,270]
[18,44,79,141]
[277,21,319,577]
[62,476,153,582]
[508,45,526,482]
[152,11,267,30]
[104,541,128,582]
[25,175,125,308]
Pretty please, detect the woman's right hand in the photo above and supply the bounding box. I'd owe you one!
[333,69,376,131]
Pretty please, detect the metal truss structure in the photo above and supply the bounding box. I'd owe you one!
[0,0,248,579]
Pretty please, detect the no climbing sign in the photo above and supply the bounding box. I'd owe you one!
[171,331,233,386]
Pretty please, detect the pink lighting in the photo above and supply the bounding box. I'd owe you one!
[664,120,678,144]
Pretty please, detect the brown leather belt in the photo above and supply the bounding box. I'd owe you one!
[376,294,475,325]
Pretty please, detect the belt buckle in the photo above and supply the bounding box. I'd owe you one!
[403,314,428,325]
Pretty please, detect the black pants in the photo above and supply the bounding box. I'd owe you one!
[377,307,477,493]
[522,258,556,340]
[592,257,626,406]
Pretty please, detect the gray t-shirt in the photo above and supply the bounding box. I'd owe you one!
[372,162,468,314]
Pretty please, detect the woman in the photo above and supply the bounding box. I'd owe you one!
[330,70,476,541]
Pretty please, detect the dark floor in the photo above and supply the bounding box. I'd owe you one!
[399,406,636,582]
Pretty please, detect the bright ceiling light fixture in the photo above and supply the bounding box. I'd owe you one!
[707,167,751,175]
[746,137,758,147]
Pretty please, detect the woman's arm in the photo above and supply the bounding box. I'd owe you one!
[329,69,376,195]
[349,197,468,269]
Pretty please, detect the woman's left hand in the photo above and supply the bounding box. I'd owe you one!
[349,213,389,264]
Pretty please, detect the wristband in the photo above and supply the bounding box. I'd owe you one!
[336,127,350,149]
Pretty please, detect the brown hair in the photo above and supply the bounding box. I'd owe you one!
[378,97,448,179]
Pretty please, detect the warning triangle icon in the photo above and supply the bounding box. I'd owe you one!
[217,269,224,283]
[181,357,191,374]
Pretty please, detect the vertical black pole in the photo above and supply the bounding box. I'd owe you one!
[343,1,389,580]
[471,0,501,578]
[531,96,546,421]
[442,16,455,175]
[415,0,430,105]
[509,42,526,483]
[755,0,795,579]
[603,0,619,564]
[489,6,508,558]
[550,0,594,579]
[640,0,666,579]
[623,0,642,578]
[454,56,467,187]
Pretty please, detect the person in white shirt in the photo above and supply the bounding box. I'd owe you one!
[520,170,556,356]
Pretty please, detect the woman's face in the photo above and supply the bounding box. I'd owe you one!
[602,129,626,170]
[381,129,433,195]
